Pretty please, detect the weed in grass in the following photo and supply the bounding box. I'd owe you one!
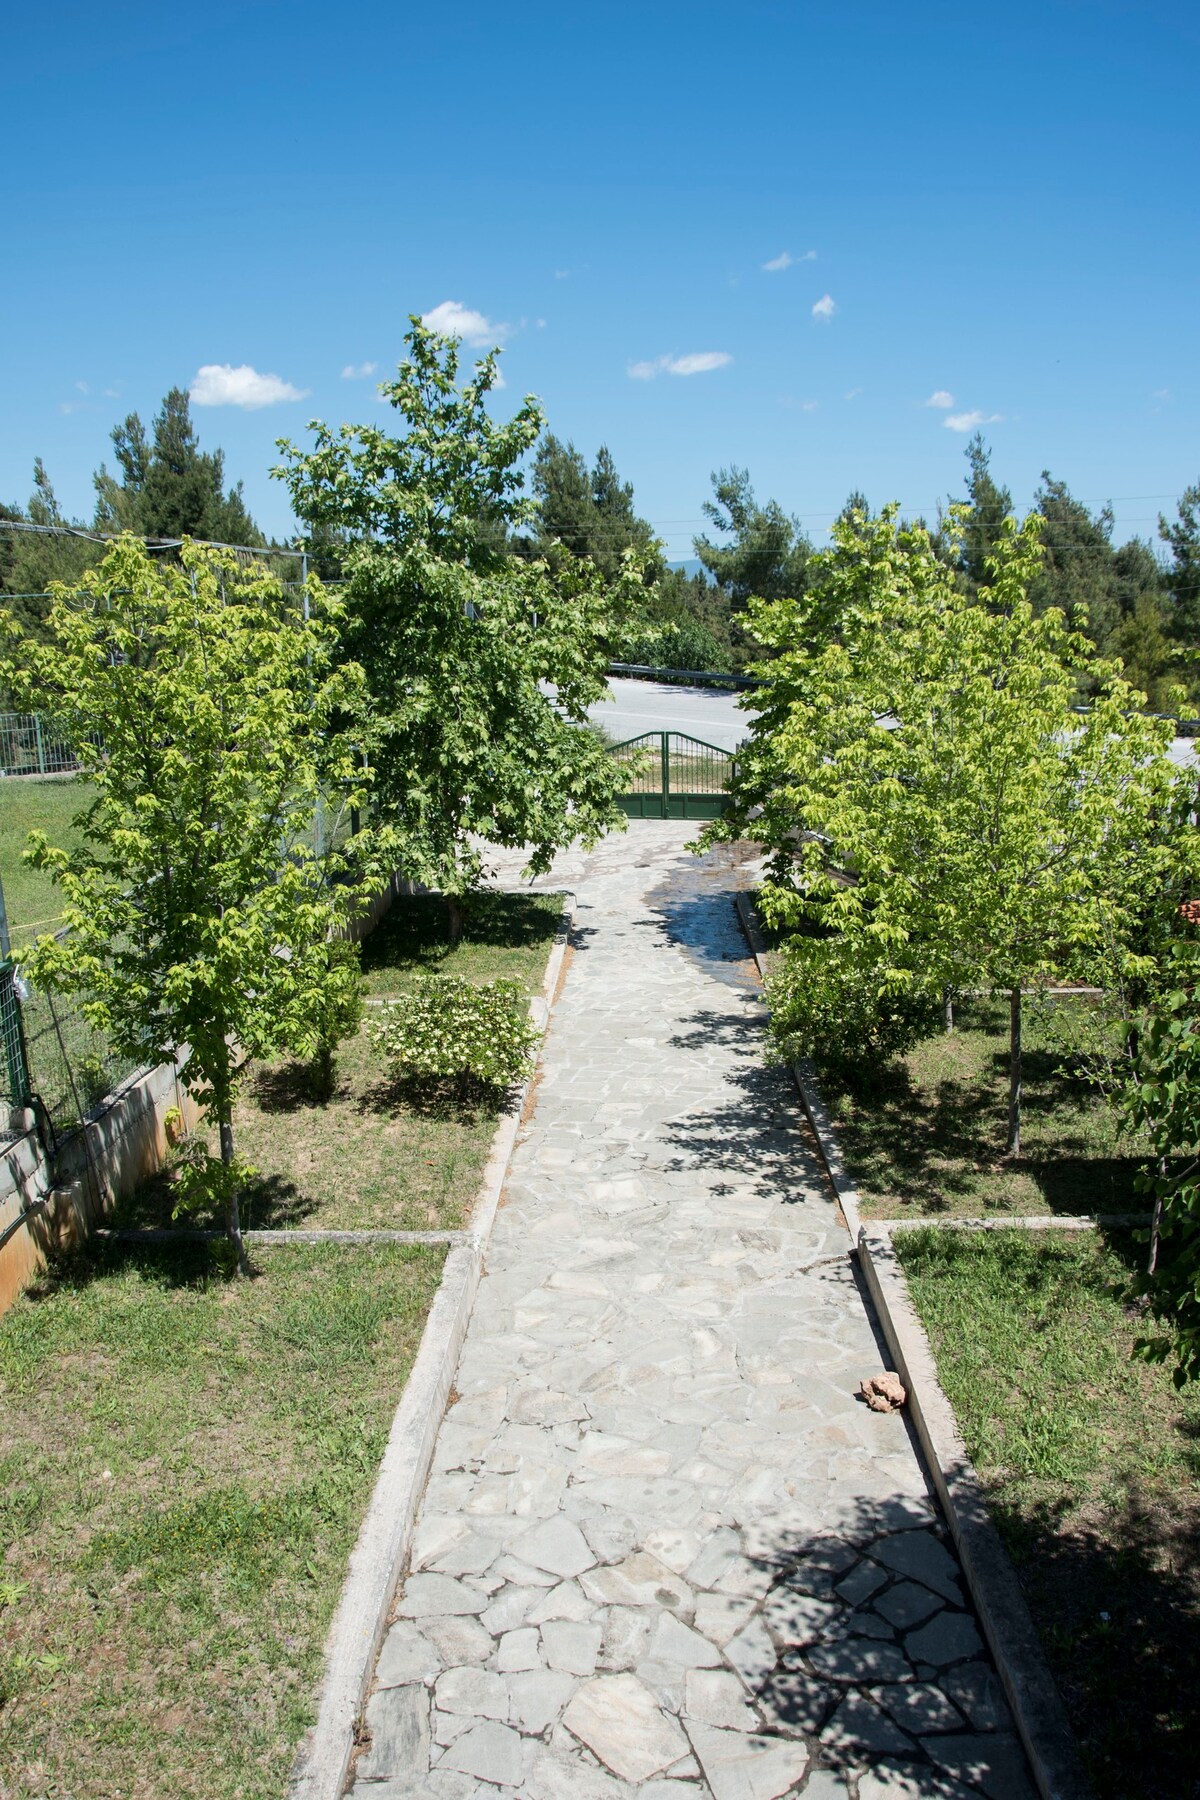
[898,1226,1200,1800]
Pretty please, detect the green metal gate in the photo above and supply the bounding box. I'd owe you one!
[610,731,736,819]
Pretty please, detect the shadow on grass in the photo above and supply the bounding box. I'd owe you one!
[22,1230,237,1301]
[355,1071,513,1126]
[995,1484,1200,1800]
[826,1054,1142,1217]
[249,1057,343,1112]
[360,892,560,976]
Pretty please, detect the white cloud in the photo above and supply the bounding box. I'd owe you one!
[801,399,819,412]
[554,268,570,280]
[536,317,547,329]
[341,360,378,379]
[762,249,817,272]
[422,300,509,346]
[1152,386,1171,402]
[103,386,120,398]
[190,363,308,409]
[811,294,836,322]
[74,379,89,394]
[944,409,1003,432]
[489,365,507,390]
[924,389,955,409]
[628,351,732,380]
[844,387,863,401]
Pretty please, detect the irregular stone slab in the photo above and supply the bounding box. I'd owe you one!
[522,1745,633,1799]
[418,1615,494,1667]
[505,1668,576,1735]
[834,1558,888,1606]
[434,1665,508,1720]
[436,1718,526,1786]
[858,1761,978,1800]
[905,1611,984,1667]
[376,1620,436,1689]
[542,1618,603,1676]
[807,1635,914,1684]
[684,1668,760,1730]
[356,1683,430,1781]
[686,1722,810,1800]
[396,1573,488,1618]
[869,1530,963,1604]
[923,1732,1041,1800]
[761,1588,840,1646]
[649,1610,724,1669]
[513,1515,597,1580]
[563,1672,690,1783]
[821,1691,916,1756]
[581,1551,693,1616]
[528,1578,594,1624]
[874,1681,965,1736]
[943,1661,1012,1732]
[874,1580,943,1630]
[497,1626,541,1672]
[600,1606,655,1671]
[722,1616,776,1687]
[509,1383,591,1426]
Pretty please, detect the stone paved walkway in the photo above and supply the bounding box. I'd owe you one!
[349,826,1036,1800]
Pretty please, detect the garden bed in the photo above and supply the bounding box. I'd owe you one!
[114,891,562,1234]
[895,1225,1200,1800]
[0,1236,444,1800]
[823,995,1140,1219]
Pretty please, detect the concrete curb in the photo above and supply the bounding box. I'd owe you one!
[288,891,576,1800]
[731,888,1091,1800]
[859,1226,1092,1800]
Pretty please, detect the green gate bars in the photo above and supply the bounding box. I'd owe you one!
[609,731,736,819]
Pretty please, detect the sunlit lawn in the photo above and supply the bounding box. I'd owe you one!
[899,1226,1200,1800]
[0,1238,444,1800]
[0,774,90,941]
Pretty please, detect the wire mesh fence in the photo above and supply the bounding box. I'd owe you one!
[0,713,98,777]
[15,972,145,1149]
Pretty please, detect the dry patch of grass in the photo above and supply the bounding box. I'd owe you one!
[825,996,1140,1220]
[898,1225,1200,1800]
[0,1238,444,1800]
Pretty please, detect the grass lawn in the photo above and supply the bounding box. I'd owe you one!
[0,775,91,942]
[0,1237,444,1800]
[823,995,1141,1219]
[897,1226,1200,1800]
[114,890,563,1234]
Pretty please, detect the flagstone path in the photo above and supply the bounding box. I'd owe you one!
[348,824,1037,1799]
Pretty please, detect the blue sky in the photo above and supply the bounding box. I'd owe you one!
[2,0,1196,559]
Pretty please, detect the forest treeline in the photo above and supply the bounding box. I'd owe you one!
[5,388,1200,709]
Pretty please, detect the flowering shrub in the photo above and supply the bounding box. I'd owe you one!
[369,974,539,1095]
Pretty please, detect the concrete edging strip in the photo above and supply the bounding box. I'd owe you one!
[288,890,576,1800]
[732,887,1090,1800]
[858,1226,1091,1800]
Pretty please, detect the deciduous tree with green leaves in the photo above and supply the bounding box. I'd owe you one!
[0,536,377,1270]
[275,319,637,905]
[712,504,1191,1152]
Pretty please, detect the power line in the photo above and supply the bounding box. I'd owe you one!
[0,519,306,559]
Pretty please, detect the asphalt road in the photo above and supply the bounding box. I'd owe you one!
[589,677,754,752]
[590,675,1199,769]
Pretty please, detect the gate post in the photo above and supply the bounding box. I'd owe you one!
[660,733,670,817]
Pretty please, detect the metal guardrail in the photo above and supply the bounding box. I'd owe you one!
[0,713,97,777]
[606,662,760,692]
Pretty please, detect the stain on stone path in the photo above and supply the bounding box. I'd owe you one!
[348,824,1036,1798]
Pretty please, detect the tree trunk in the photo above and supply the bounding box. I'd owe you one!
[944,989,954,1034]
[446,895,464,946]
[1006,985,1022,1157]
[1149,1155,1166,1276]
[218,1102,251,1277]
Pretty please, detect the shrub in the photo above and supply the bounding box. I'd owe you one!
[369,974,539,1097]
[766,932,942,1083]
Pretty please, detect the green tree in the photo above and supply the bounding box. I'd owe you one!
[275,318,635,904]
[530,435,660,579]
[712,505,1189,1153]
[694,466,812,611]
[1160,481,1200,650]
[94,388,263,546]
[958,434,1013,593]
[0,537,374,1270]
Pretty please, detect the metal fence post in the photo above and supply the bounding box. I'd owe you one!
[33,712,46,775]
[660,733,670,817]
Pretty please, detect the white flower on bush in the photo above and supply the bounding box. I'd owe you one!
[369,973,539,1090]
